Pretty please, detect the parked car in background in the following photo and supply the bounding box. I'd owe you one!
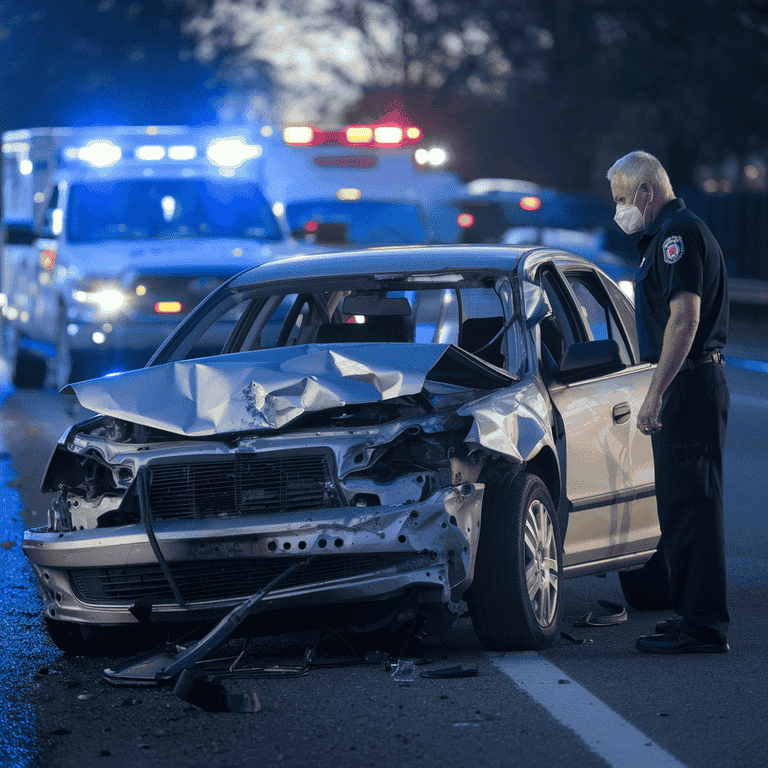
[23,245,670,656]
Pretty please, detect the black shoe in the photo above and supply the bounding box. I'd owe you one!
[636,629,729,654]
[655,618,681,633]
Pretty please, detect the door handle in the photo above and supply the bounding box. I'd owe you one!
[612,402,631,425]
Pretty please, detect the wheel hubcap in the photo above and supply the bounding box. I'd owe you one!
[524,499,559,627]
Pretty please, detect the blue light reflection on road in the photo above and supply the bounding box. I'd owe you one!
[725,356,768,373]
[0,380,55,768]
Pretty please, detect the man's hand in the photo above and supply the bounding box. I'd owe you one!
[637,291,700,436]
[637,392,663,435]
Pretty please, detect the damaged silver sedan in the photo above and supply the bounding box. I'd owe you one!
[23,246,670,655]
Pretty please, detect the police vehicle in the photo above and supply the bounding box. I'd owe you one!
[1,125,300,389]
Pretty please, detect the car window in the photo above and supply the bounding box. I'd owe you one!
[564,271,632,364]
[539,269,580,365]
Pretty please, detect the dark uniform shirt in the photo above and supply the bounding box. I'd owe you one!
[634,198,729,363]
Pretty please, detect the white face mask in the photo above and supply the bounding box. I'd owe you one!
[614,185,649,234]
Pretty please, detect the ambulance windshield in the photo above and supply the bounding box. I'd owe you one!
[67,178,283,244]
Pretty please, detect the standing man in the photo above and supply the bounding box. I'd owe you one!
[607,150,730,654]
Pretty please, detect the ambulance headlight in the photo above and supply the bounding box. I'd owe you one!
[73,286,127,313]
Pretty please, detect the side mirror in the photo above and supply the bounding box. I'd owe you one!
[522,281,552,329]
[3,221,37,246]
[557,339,626,383]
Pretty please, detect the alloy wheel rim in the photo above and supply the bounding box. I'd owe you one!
[523,498,559,627]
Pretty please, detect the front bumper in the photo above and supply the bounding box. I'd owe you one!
[23,484,483,627]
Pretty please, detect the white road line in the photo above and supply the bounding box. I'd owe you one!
[730,392,768,411]
[490,652,688,768]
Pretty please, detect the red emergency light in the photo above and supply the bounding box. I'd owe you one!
[520,196,542,211]
[458,213,475,228]
[284,123,422,148]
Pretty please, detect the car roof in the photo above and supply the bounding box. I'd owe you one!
[225,244,597,288]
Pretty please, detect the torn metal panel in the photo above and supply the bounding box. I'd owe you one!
[459,378,553,462]
[62,344,511,436]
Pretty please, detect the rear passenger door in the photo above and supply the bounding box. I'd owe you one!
[540,264,658,569]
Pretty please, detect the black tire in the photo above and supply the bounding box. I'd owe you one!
[468,471,562,651]
[618,546,674,610]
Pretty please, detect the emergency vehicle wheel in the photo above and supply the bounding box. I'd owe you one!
[468,471,562,651]
[8,325,46,388]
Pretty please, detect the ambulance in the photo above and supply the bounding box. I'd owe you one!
[1,125,299,388]
[259,122,464,248]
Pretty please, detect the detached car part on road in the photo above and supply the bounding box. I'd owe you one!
[23,246,672,655]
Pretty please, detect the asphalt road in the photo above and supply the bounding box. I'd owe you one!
[1,325,767,768]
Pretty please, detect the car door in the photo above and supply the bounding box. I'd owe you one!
[540,264,658,570]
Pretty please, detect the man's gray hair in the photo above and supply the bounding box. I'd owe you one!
[607,151,675,198]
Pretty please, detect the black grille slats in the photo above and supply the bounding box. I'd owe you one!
[148,454,340,522]
[70,553,419,604]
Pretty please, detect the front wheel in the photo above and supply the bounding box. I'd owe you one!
[468,471,562,651]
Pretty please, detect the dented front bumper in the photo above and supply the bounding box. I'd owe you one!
[23,484,483,627]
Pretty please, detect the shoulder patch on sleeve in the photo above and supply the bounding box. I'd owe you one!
[663,235,684,264]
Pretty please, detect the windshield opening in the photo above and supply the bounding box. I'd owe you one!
[153,273,523,375]
[67,178,283,244]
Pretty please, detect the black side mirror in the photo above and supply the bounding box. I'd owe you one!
[3,221,37,246]
[557,339,626,383]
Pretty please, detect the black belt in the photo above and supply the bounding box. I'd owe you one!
[678,351,724,372]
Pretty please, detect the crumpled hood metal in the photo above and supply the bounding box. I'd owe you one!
[62,343,500,436]
[459,378,552,463]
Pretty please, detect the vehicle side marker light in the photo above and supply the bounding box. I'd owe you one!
[520,196,542,211]
[155,301,182,313]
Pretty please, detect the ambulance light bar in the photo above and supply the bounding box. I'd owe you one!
[283,124,422,148]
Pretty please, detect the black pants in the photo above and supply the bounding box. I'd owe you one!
[651,359,730,641]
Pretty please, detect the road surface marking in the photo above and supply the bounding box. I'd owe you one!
[490,651,689,768]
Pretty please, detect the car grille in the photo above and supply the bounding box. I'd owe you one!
[70,553,423,604]
[148,453,341,521]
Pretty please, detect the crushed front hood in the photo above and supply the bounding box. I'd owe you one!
[62,343,513,436]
